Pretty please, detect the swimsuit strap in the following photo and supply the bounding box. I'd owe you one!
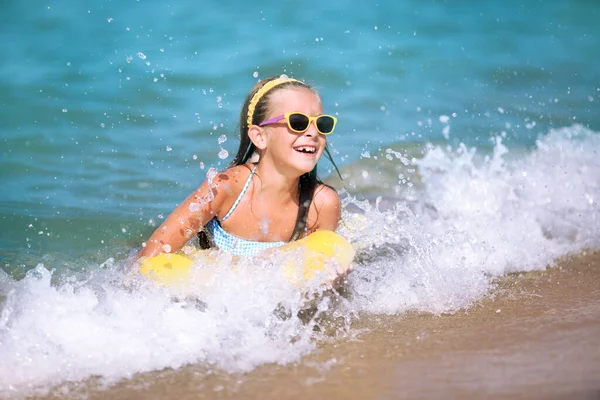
[220,164,257,222]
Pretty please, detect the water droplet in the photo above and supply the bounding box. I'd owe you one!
[137,52,146,60]
[218,149,229,159]
[126,55,133,63]
[253,71,259,78]
[206,168,217,181]
[442,125,450,139]
[217,134,227,144]
[199,162,205,169]
[166,146,172,152]
[62,108,68,113]
[162,244,172,253]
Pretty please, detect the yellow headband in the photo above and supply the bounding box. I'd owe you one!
[246,76,302,128]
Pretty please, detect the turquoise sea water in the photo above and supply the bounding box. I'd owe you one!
[1,0,599,395]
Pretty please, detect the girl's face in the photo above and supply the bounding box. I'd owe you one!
[261,87,327,175]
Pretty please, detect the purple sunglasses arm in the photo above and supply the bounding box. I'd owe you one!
[258,115,285,126]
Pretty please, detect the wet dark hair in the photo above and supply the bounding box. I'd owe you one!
[198,77,341,248]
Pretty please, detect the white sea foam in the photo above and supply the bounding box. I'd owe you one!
[343,124,599,314]
[0,124,598,395]
[0,258,325,396]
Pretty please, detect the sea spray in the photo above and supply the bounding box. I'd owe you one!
[341,124,600,316]
[0,256,332,396]
[1,124,599,396]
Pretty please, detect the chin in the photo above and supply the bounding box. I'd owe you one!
[296,160,319,175]
[287,150,322,175]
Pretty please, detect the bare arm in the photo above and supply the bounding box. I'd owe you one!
[138,178,224,258]
[311,185,352,286]
[310,184,341,232]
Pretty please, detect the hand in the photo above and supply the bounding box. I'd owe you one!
[324,259,354,289]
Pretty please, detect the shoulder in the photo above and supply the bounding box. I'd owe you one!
[313,183,340,210]
[308,183,340,231]
[209,164,254,191]
[201,164,254,215]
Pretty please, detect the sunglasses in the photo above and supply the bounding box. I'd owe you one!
[258,112,337,135]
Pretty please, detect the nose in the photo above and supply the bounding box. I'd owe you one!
[304,120,318,137]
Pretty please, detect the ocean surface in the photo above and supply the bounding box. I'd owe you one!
[1,0,599,396]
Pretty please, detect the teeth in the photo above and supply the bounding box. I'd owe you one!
[295,146,315,153]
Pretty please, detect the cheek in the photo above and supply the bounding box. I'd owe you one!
[269,132,294,150]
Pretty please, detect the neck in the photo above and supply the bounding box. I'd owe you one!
[254,159,301,200]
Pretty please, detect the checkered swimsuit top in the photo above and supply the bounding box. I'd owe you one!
[204,164,286,256]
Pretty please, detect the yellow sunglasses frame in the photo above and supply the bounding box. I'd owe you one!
[258,112,338,135]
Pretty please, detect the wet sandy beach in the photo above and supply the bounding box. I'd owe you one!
[28,251,600,400]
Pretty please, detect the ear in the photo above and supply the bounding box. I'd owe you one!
[248,125,267,150]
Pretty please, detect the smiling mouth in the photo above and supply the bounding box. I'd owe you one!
[294,146,316,154]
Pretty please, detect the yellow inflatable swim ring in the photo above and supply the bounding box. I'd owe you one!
[139,230,355,287]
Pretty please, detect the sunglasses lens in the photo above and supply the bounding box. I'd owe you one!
[288,113,310,132]
[316,116,335,134]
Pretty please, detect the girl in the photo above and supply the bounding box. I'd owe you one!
[138,75,342,259]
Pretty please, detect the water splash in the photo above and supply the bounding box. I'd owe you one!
[1,124,599,395]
